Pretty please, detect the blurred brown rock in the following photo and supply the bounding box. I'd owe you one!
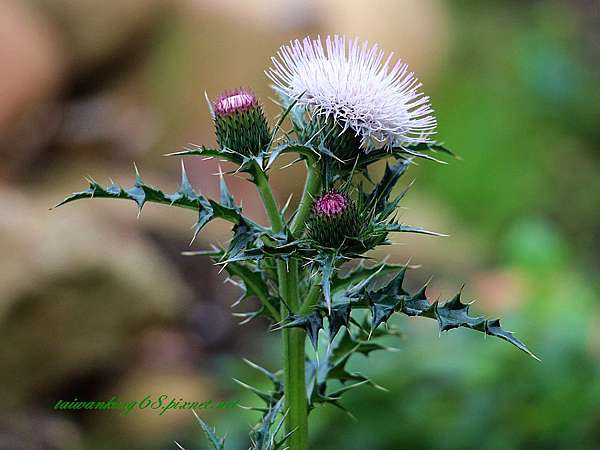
[0,187,191,408]
[32,0,172,74]
[0,0,66,130]
[0,413,82,450]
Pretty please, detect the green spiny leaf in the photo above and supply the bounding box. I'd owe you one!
[279,311,323,351]
[367,290,400,330]
[54,164,246,237]
[243,359,281,387]
[402,141,455,156]
[485,318,539,360]
[436,291,483,331]
[267,143,317,169]
[320,253,337,312]
[249,398,290,450]
[218,167,236,209]
[226,218,262,261]
[353,141,453,170]
[165,145,244,165]
[367,159,411,214]
[192,411,226,450]
[232,378,273,404]
[402,283,437,318]
[368,274,539,359]
[273,86,308,132]
[382,223,447,237]
[189,248,280,323]
[328,302,351,339]
[305,327,392,411]
[268,91,305,151]
[332,261,405,297]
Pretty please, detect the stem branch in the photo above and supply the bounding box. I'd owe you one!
[290,156,321,237]
[299,282,321,316]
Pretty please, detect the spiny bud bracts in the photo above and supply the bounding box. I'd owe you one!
[302,116,361,162]
[306,190,362,249]
[213,88,270,156]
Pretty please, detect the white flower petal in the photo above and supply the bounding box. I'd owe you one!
[267,35,437,150]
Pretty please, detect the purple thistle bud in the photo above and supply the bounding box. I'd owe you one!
[307,190,363,249]
[214,88,259,117]
[313,191,350,218]
[211,88,270,156]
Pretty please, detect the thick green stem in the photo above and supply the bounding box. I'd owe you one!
[281,335,308,449]
[253,164,309,450]
[254,166,284,233]
[281,259,308,450]
[290,157,321,237]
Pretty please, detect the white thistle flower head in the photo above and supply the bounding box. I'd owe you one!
[267,35,437,150]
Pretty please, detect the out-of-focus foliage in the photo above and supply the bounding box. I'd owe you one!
[418,2,600,265]
[308,219,600,450]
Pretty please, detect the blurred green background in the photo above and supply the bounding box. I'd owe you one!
[1,0,599,449]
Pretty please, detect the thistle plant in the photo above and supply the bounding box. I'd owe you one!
[55,35,537,450]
